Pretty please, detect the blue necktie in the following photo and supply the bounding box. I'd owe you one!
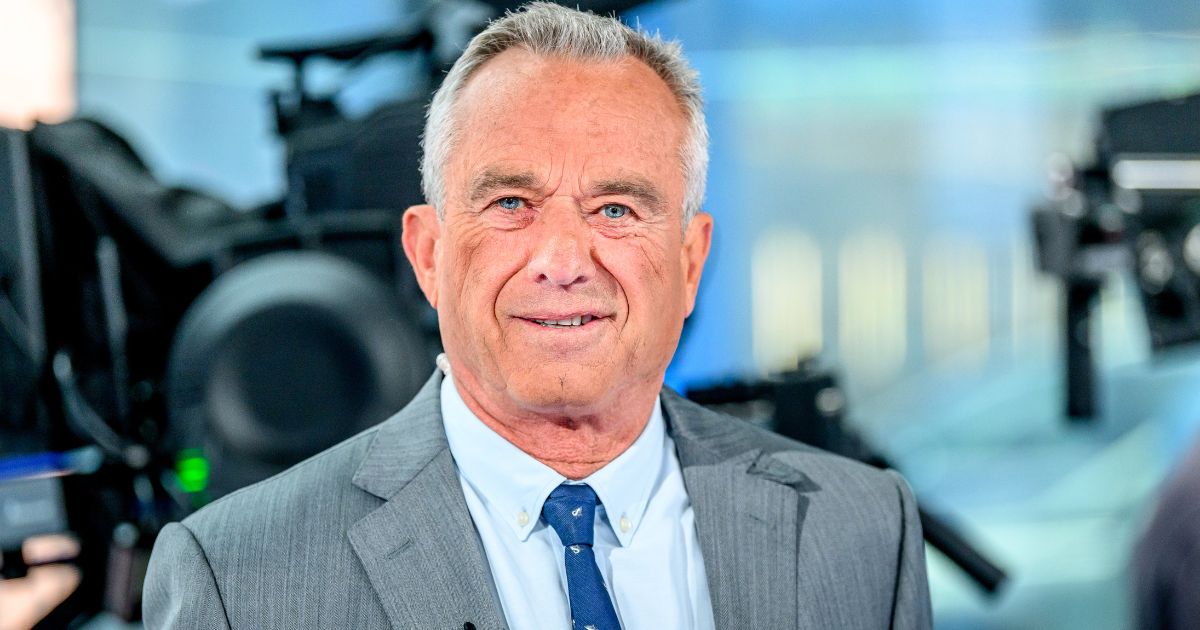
[542,484,622,630]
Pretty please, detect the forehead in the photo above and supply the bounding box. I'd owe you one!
[447,48,688,196]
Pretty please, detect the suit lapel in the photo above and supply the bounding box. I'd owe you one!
[663,390,821,630]
[348,372,507,630]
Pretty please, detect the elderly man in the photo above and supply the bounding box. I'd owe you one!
[143,3,931,629]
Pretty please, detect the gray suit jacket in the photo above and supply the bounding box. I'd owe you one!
[144,371,931,629]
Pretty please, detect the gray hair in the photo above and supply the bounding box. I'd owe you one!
[420,1,708,225]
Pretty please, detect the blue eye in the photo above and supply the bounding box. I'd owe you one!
[601,204,629,219]
[497,197,523,211]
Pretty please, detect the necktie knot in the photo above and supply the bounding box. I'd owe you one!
[542,484,600,547]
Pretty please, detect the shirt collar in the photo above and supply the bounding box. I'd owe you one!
[440,372,665,547]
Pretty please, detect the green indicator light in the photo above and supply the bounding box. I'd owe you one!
[176,449,210,494]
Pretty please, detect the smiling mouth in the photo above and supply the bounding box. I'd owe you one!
[529,315,596,328]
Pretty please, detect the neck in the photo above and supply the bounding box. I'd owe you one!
[448,370,658,479]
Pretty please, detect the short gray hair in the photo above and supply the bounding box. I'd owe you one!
[420,1,708,224]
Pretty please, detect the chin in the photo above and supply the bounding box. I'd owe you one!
[505,373,613,414]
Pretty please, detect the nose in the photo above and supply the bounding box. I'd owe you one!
[526,200,595,288]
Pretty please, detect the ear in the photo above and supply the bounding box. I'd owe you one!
[680,211,713,317]
[402,204,442,308]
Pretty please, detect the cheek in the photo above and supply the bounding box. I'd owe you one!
[446,227,527,321]
[645,237,686,293]
[604,238,686,319]
[438,228,484,315]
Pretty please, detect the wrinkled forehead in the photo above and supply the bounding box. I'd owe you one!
[445,48,689,200]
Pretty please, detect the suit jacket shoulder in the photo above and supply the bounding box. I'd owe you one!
[661,388,932,629]
[146,420,390,628]
[663,385,910,507]
[144,373,458,629]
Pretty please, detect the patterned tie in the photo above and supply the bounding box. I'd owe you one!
[541,484,622,630]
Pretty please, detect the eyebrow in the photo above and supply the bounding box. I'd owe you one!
[466,168,667,213]
[587,177,665,214]
[467,169,542,204]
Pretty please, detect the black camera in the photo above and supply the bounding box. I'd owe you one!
[1033,92,1200,419]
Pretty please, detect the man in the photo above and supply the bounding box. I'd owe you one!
[143,3,931,628]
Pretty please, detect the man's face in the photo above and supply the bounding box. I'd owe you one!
[407,48,711,417]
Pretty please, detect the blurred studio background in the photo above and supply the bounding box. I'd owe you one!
[2,0,1199,628]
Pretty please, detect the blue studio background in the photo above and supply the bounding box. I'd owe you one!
[71,0,1200,627]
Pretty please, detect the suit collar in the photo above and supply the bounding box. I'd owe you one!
[661,387,821,629]
[351,370,448,500]
[661,386,818,486]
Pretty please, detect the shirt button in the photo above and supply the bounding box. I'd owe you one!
[516,511,530,527]
[619,516,631,533]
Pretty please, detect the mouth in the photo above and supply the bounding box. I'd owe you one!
[518,314,604,329]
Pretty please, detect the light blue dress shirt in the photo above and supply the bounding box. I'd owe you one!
[440,372,716,630]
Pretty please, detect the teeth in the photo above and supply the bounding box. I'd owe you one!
[533,315,595,328]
